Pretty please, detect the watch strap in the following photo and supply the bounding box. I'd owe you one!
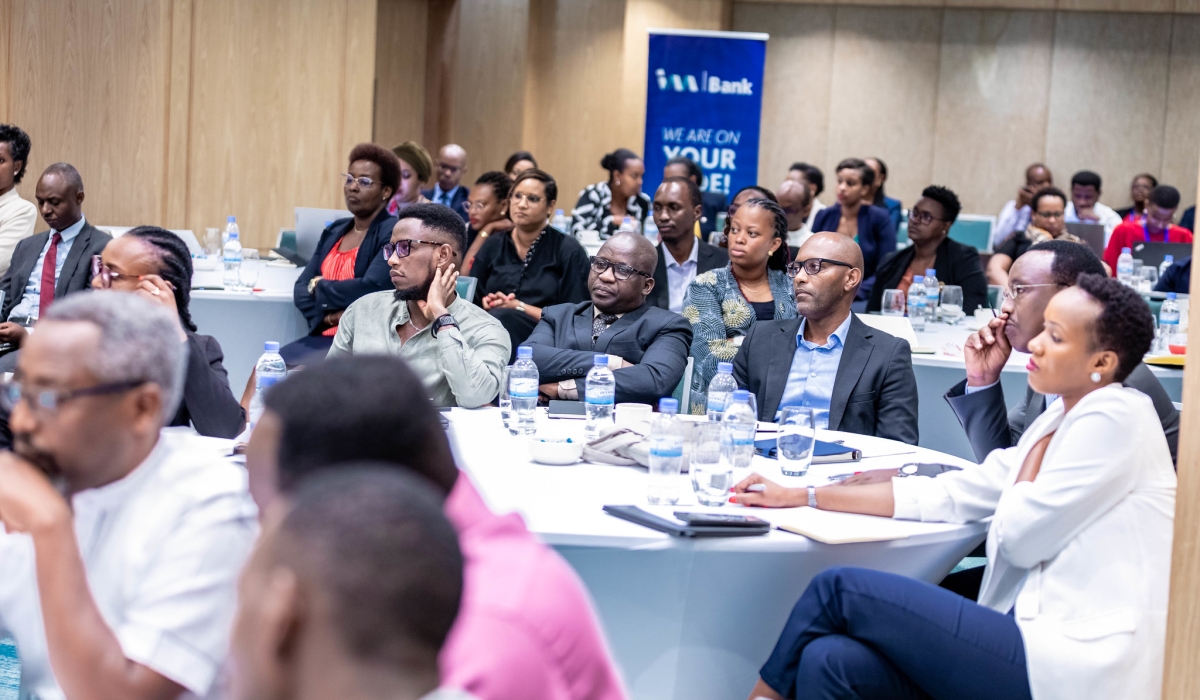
[807,485,818,509]
[431,314,458,337]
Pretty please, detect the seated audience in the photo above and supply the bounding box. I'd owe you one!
[787,162,826,231]
[950,239,1178,462]
[864,156,902,233]
[987,186,1075,288]
[329,203,509,408]
[461,171,513,272]
[424,143,470,221]
[0,162,111,372]
[92,226,245,437]
[868,185,988,315]
[1103,184,1192,271]
[230,467,468,700]
[246,356,628,700]
[1155,255,1191,294]
[663,155,726,240]
[505,150,538,180]
[684,198,796,414]
[528,232,692,405]
[471,169,590,353]
[812,158,896,302]
[777,179,814,249]
[289,143,400,366]
[0,124,36,276]
[994,162,1053,247]
[734,232,918,444]
[1116,172,1157,224]
[387,141,434,215]
[712,184,777,247]
[571,148,650,239]
[647,176,727,313]
[1064,169,1121,241]
[1180,204,1195,232]
[0,292,256,700]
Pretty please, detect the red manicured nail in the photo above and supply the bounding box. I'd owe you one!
[729,496,738,503]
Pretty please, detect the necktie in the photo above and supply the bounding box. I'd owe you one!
[38,232,62,317]
[441,190,451,206]
[592,313,617,348]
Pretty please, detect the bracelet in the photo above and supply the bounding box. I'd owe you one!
[807,485,817,509]
[479,231,489,239]
[517,301,526,314]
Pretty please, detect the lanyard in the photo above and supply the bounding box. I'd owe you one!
[1142,221,1168,243]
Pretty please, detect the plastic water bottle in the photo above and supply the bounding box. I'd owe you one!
[222,227,242,288]
[1117,247,1135,286]
[551,208,568,232]
[1160,292,1181,353]
[908,275,926,332]
[510,346,539,435]
[584,354,616,440]
[642,216,659,243]
[1160,255,1175,279]
[618,216,639,235]
[706,362,737,421]
[248,341,286,429]
[720,389,757,481]
[923,268,939,322]
[647,398,684,505]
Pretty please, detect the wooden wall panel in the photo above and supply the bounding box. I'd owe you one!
[373,0,428,150]
[1160,14,1200,211]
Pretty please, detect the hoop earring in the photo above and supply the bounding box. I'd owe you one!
[1090,371,1102,383]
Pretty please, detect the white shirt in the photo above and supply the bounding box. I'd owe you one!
[0,188,37,277]
[805,199,826,232]
[9,215,87,322]
[0,429,259,700]
[1065,201,1122,245]
[787,227,813,249]
[662,239,699,314]
[993,200,1031,248]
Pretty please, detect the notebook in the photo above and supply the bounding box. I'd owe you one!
[759,507,910,544]
[754,437,862,464]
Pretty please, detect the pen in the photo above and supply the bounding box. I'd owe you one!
[991,307,998,317]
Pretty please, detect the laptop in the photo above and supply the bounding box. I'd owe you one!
[1065,222,1106,259]
[292,207,352,263]
[1131,241,1192,271]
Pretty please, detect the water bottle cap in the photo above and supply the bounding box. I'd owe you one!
[623,216,633,223]
[1122,247,1131,254]
[732,389,750,402]
[1165,255,1174,262]
[717,362,733,373]
[1168,292,1178,300]
[517,346,532,359]
[555,209,564,216]
[925,268,936,277]
[593,354,608,366]
[263,341,280,352]
[227,215,236,223]
[658,398,679,414]
[912,275,924,284]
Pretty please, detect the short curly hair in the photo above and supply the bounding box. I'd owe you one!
[348,143,401,193]
[1075,273,1154,383]
[921,185,961,224]
[0,124,31,184]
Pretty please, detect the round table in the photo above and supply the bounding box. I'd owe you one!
[445,408,988,700]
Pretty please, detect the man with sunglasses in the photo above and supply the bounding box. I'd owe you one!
[0,291,256,700]
[525,232,692,404]
[421,144,469,222]
[327,203,509,408]
[732,232,919,444]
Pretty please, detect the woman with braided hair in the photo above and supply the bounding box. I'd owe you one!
[91,226,246,437]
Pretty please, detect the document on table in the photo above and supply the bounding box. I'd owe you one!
[756,508,918,544]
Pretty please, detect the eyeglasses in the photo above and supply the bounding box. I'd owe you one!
[786,258,855,277]
[590,256,651,281]
[383,239,446,260]
[437,161,463,174]
[1001,282,1060,303]
[341,173,379,189]
[908,208,949,225]
[511,192,544,205]
[91,255,126,289]
[1035,210,1065,220]
[0,378,146,414]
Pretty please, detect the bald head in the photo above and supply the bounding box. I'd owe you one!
[591,232,657,314]
[777,180,813,232]
[436,144,468,191]
[601,231,657,274]
[803,232,863,271]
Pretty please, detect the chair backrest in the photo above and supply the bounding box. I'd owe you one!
[896,210,910,248]
[671,356,694,415]
[457,276,478,303]
[947,215,996,253]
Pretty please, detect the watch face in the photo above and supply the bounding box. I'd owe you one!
[899,464,920,477]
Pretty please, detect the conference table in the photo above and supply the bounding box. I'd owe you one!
[445,407,988,700]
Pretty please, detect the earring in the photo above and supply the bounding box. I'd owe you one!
[1090,371,1101,383]
[614,178,621,187]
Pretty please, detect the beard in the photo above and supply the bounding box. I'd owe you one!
[393,275,435,302]
[13,432,66,485]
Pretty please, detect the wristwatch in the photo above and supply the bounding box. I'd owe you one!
[807,485,818,509]
[517,301,527,314]
[896,464,921,478]
[307,276,323,294]
[431,314,458,337]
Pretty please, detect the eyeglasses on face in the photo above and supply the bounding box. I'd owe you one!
[1002,282,1060,303]
[1035,210,1064,220]
[511,192,544,206]
[0,378,146,415]
[341,173,379,189]
[908,208,949,226]
[383,239,446,260]
[91,255,126,289]
[786,257,854,277]
[590,256,651,281]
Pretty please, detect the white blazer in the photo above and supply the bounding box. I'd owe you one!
[892,385,1175,700]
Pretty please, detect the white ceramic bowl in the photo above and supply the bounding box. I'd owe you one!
[528,436,584,465]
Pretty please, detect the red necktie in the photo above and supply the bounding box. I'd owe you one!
[38,232,62,317]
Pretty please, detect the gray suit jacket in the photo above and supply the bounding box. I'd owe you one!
[525,301,693,405]
[944,362,1180,464]
[0,222,111,321]
[732,314,920,445]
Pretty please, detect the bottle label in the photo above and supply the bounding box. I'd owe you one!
[257,374,282,390]
[509,377,538,399]
[586,386,615,405]
[707,393,728,412]
[650,443,683,458]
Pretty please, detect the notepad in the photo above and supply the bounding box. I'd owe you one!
[754,438,862,464]
[760,508,910,544]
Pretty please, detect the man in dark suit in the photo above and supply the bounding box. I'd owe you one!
[527,232,693,405]
[663,156,726,240]
[946,238,1179,462]
[647,176,727,313]
[421,144,469,221]
[0,163,110,369]
[733,232,918,444]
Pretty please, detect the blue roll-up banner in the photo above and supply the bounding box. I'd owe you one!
[643,29,768,203]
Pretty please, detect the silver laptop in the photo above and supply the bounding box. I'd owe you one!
[1065,222,1106,259]
[294,207,352,262]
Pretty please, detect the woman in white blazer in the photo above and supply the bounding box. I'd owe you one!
[733,273,1174,700]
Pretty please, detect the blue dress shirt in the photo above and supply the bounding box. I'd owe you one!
[775,312,853,426]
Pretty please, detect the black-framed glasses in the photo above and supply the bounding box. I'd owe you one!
[590,256,651,282]
[908,208,949,226]
[786,258,855,277]
[0,378,146,414]
[91,255,126,289]
[341,173,379,189]
[383,239,446,260]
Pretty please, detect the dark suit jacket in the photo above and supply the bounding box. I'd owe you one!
[525,301,693,405]
[171,332,246,438]
[944,362,1180,464]
[867,237,989,314]
[647,239,728,311]
[294,208,396,333]
[0,221,111,321]
[700,191,726,240]
[812,204,897,302]
[732,314,919,444]
[422,185,469,221]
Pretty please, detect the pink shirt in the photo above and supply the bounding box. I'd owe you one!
[440,475,627,700]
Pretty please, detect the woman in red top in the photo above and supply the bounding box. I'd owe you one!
[1103,185,1192,272]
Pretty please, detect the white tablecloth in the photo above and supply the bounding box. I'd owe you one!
[446,407,987,700]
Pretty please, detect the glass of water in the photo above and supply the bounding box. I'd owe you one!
[690,423,730,506]
[939,285,963,325]
[881,289,906,316]
[498,365,516,435]
[1137,266,1158,293]
[239,249,261,289]
[777,407,816,477]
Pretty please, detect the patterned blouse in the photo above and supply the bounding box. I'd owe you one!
[570,181,651,239]
[682,265,797,414]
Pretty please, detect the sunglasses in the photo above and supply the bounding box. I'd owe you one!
[383,239,446,260]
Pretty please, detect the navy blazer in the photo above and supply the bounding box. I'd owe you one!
[812,204,897,301]
[525,301,693,405]
[868,237,988,315]
[647,239,728,311]
[422,185,469,221]
[732,314,918,445]
[293,208,396,333]
[172,332,246,438]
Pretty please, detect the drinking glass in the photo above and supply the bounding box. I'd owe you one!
[239,249,261,289]
[777,407,816,477]
[690,423,729,506]
[499,365,516,434]
[939,285,964,325]
[881,289,905,316]
[1137,266,1158,294]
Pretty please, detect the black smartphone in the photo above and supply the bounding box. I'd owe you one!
[673,512,769,528]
